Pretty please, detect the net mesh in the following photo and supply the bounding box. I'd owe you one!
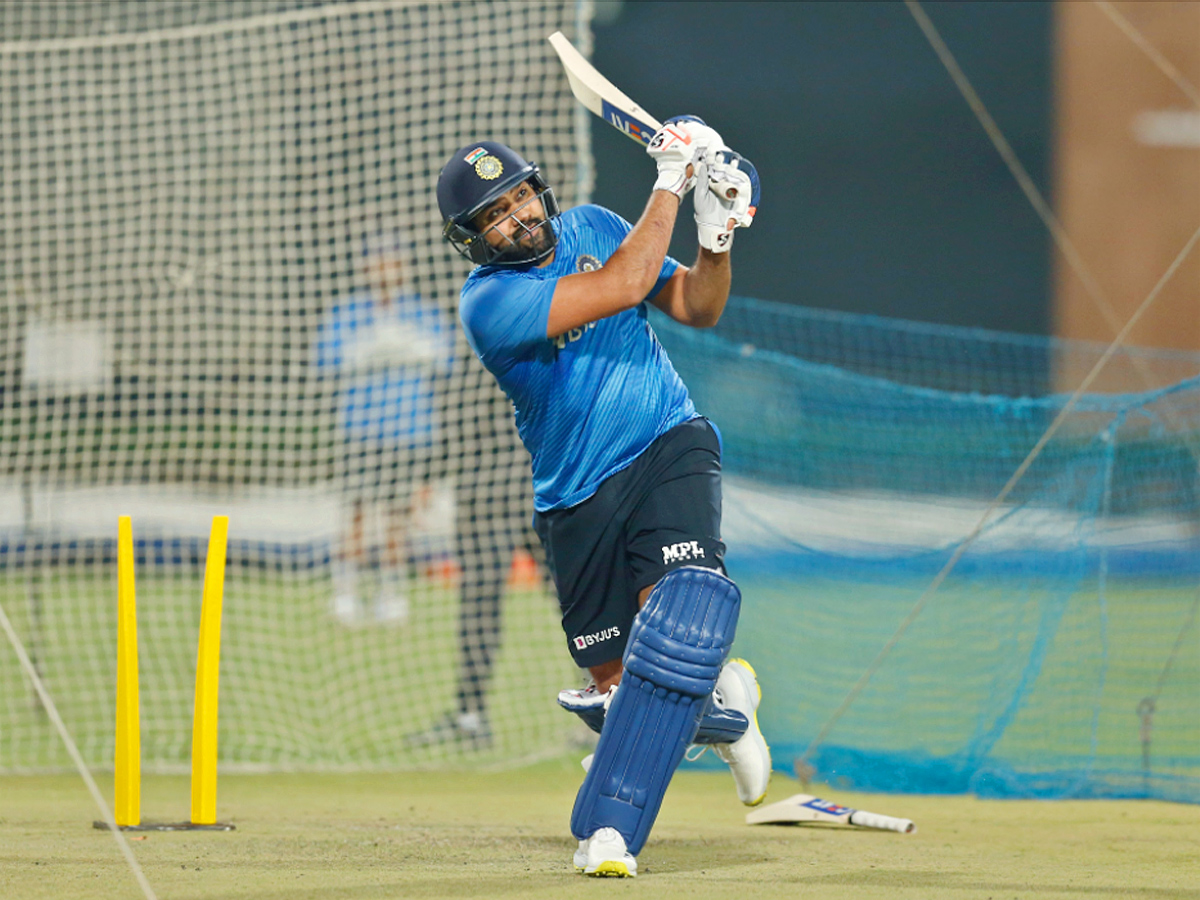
[2,1,1198,804]
[1,0,589,772]
[655,299,1200,802]
[0,0,335,41]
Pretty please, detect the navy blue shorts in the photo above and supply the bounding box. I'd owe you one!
[533,417,727,668]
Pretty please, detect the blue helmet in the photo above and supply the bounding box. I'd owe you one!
[436,141,561,267]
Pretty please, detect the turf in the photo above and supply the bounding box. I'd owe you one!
[0,570,578,771]
[3,761,1199,900]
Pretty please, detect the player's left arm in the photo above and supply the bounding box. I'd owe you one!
[648,249,730,328]
[650,150,759,328]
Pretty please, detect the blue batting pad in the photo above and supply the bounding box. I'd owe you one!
[571,566,741,855]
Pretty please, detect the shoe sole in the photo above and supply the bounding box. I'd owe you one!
[585,861,635,877]
[726,658,771,807]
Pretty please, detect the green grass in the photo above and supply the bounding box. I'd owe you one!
[1,568,578,771]
[4,567,1198,795]
[3,763,1200,899]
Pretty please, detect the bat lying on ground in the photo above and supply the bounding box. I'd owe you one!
[547,31,741,201]
[746,794,917,834]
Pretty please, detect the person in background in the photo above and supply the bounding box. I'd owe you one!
[314,227,455,626]
[405,359,553,752]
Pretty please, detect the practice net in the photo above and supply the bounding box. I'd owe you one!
[0,0,590,773]
[2,2,1198,806]
[657,298,1200,803]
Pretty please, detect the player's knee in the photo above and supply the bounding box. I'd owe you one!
[623,566,740,697]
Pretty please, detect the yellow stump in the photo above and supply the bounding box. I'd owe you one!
[114,515,141,828]
[191,515,229,826]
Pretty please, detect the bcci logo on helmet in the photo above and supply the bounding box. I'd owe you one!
[475,156,503,180]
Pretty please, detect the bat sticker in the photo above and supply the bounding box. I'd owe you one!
[601,100,655,144]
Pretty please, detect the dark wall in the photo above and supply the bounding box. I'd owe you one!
[590,1,1054,334]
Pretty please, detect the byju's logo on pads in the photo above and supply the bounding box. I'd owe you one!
[573,626,621,650]
[662,541,705,564]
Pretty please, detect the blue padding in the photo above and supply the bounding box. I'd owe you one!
[571,566,741,855]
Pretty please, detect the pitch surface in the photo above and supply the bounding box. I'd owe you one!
[3,763,1198,899]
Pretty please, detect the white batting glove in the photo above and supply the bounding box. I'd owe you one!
[694,149,759,252]
[646,115,724,199]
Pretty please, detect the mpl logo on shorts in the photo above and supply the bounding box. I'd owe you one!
[573,625,621,650]
[662,540,705,564]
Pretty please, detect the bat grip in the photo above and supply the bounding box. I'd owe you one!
[848,810,917,834]
[708,178,738,201]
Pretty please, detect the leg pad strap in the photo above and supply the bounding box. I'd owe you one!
[560,684,748,743]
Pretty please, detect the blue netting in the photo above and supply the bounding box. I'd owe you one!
[658,297,1200,803]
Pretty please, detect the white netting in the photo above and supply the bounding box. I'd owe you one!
[0,1,331,41]
[1,0,591,772]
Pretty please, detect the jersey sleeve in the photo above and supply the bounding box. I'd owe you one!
[577,204,680,297]
[655,252,681,296]
[459,272,554,366]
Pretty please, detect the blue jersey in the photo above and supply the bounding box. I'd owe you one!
[314,291,455,447]
[458,204,697,511]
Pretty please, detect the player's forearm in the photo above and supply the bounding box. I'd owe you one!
[680,247,731,327]
[604,190,680,304]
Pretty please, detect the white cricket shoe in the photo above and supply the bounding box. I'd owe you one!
[712,658,772,806]
[372,589,409,625]
[577,827,637,877]
[331,593,364,626]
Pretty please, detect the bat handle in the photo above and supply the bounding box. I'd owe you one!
[848,810,917,834]
[709,178,738,201]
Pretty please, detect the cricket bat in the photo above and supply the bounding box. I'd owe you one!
[746,794,917,834]
[548,31,739,200]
